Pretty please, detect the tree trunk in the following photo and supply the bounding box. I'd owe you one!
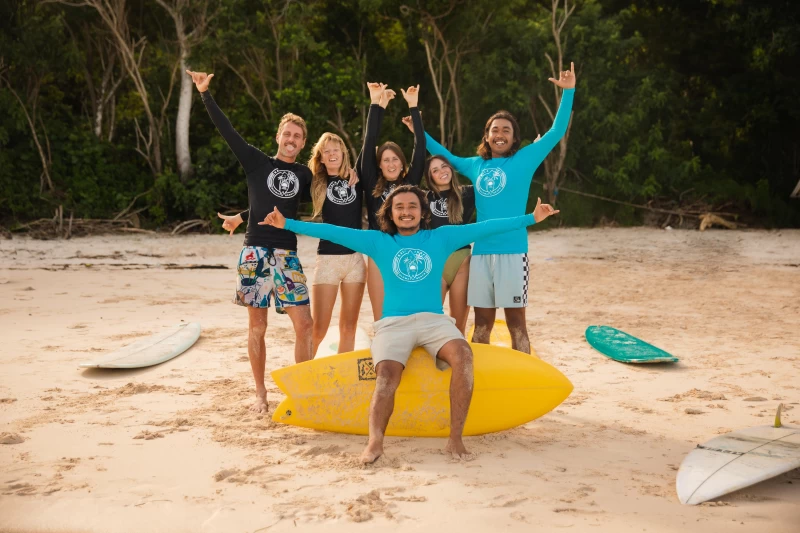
[176,53,193,180]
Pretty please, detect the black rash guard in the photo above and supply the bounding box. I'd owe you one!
[356,104,425,230]
[427,185,476,251]
[201,91,312,250]
[317,176,363,254]
[240,175,363,255]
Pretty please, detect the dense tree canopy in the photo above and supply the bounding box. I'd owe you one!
[2,0,798,231]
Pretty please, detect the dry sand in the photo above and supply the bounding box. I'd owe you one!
[0,228,798,532]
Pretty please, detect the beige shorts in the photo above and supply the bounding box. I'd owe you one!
[314,253,366,285]
[370,312,464,367]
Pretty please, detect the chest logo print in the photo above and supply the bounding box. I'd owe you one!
[476,167,507,197]
[392,248,433,282]
[267,169,300,198]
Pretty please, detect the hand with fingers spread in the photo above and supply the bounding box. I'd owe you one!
[379,88,396,109]
[401,84,420,108]
[186,70,214,93]
[548,62,576,90]
[258,206,286,229]
[347,168,359,187]
[532,197,560,223]
[367,82,386,105]
[217,212,244,235]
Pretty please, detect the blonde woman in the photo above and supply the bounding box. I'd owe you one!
[221,133,363,356]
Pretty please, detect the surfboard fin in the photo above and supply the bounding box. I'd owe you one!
[774,403,783,428]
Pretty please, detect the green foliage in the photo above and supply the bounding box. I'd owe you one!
[1,0,798,229]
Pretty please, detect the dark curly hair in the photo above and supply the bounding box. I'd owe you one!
[376,185,431,235]
[476,110,521,160]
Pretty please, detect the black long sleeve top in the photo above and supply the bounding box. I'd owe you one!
[201,91,312,250]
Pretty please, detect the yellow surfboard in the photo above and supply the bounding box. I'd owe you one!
[271,343,572,437]
[467,319,537,356]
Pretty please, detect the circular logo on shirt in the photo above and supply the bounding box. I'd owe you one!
[380,183,397,203]
[476,167,507,197]
[392,248,432,282]
[267,168,300,198]
[430,198,448,218]
[326,180,356,205]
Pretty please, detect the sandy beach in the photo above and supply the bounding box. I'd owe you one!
[1,227,798,532]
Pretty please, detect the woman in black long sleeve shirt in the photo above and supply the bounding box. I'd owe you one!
[357,83,425,320]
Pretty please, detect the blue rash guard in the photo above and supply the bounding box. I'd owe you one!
[425,88,574,255]
[284,215,535,318]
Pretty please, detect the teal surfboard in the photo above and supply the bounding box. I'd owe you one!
[585,325,678,363]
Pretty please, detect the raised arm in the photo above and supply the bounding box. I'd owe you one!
[406,108,426,186]
[187,70,263,174]
[399,85,426,186]
[519,63,577,157]
[424,132,480,182]
[356,83,390,192]
[259,207,380,257]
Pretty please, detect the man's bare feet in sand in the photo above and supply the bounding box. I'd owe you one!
[445,438,474,460]
[250,389,268,414]
[359,439,384,464]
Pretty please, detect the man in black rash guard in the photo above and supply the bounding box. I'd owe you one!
[187,69,314,415]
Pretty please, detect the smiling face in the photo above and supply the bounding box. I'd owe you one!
[391,192,422,233]
[428,157,453,191]
[276,122,306,162]
[379,147,403,181]
[486,118,514,157]
[321,140,343,175]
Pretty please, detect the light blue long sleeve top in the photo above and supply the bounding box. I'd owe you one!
[425,88,574,255]
[285,215,535,318]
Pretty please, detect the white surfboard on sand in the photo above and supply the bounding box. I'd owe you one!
[79,323,201,369]
[676,405,800,505]
[316,325,371,358]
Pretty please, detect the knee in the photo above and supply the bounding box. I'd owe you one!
[312,321,327,339]
[339,323,357,338]
[249,321,267,338]
[454,345,474,368]
[294,312,314,333]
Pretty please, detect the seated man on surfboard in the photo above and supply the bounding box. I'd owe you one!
[260,185,559,462]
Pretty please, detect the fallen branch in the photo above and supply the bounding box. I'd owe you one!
[171,219,210,235]
[698,213,737,231]
[537,180,741,229]
[114,189,152,221]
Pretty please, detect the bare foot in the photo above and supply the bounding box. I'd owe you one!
[445,438,474,460]
[250,390,268,414]
[359,440,384,464]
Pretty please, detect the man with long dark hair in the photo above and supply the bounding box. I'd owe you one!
[259,185,559,463]
[424,63,577,354]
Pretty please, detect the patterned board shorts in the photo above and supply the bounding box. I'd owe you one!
[234,247,310,314]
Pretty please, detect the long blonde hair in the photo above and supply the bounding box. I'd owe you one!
[308,133,352,217]
[424,155,464,224]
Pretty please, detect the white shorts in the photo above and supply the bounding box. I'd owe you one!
[314,253,366,285]
[467,253,529,309]
[370,313,463,367]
